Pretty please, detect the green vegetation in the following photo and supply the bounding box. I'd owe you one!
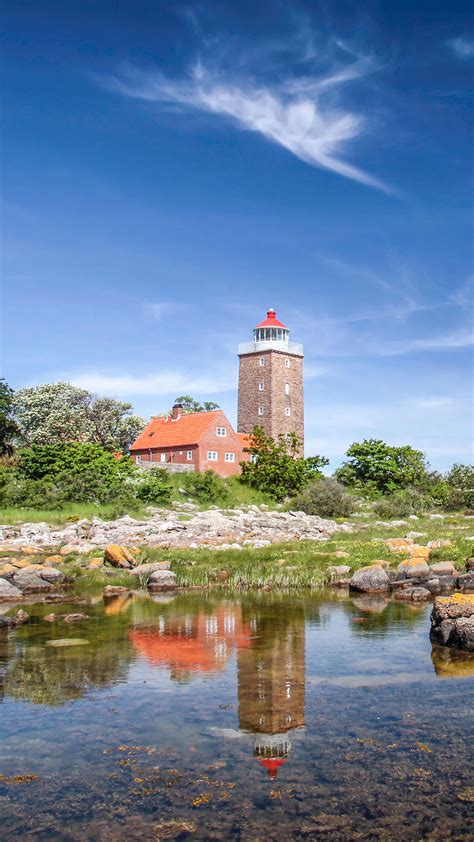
[292,478,358,518]
[173,395,220,413]
[0,378,19,457]
[335,438,428,495]
[240,426,328,500]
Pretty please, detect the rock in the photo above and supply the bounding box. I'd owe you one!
[87,557,104,569]
[427,539,452,549]
[46,638,90,647]
[394,587,431,602]
[375,520,408,528]
[385,538,414,551]
[129,561,171,577]
[59,544,79,556]
[429,514,444,520]
[0,609,29,629]
[349,565,390,593]
[430,561,456,575]
[456,573,474,592]
[397,559,430,578]
[44,613,56,622]
[147,570,178,591]
[0,563,16,576]
[44,555,64,565]
[466,557,474,572]
[103,545,137,569]
[103,585,129,597]
[405,531,425,540]
[12,571,52,593]
[328,565,351,579]
[62,613,89,623]
[409,545,431,560]
[430,593,474,651]
[0,578,24,601]
[407,515,419,521]
[39,567,64,584]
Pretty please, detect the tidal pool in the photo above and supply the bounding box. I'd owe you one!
[0,589,472,840]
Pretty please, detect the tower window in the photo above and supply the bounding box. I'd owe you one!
[258,406,264,416]
[285,382,290,395]
[285,407,291,417]
[258,382,265,391]
[259,357,265,366]
[207,451,218,461]
[216,427,227,436]
[285,358,290,368]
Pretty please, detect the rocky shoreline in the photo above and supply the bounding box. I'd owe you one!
[0,505,352,552]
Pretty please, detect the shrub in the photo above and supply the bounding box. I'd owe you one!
[445,463,474,508]
[292,479,357,518]
[135,468,172,505]
[184,470,229,504]
[372,487,434,518]
[240,427,328,501]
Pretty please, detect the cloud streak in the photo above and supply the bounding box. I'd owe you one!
[100,54,391,192]
[70,369,235,397]
[447,37,474,59]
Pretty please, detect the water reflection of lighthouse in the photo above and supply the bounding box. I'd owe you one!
[237,601,305,779]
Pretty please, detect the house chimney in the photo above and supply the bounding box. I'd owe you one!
[171,403,183,420]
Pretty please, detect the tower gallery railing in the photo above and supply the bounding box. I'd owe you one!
[238,340,304,356]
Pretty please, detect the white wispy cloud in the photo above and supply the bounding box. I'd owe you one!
[70,370,235,397]
[142,301,174,321]
[99,50,390,192]
[447,37,474,59]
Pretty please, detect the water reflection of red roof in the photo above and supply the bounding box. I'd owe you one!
[258,757,288,779]
[130,607,250,677]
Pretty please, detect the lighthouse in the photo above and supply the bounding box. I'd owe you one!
[237,308,304,448]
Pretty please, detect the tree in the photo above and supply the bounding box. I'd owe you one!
[173,395,220,414]
[0,378,19,456]
[445,463,474,508]
[335,438,428,495]
[240,426,329,500]
[12,382,145,450]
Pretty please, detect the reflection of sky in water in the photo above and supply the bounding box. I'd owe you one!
[0,591,472,840]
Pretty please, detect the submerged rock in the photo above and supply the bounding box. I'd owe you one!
[349,565,390,593]
[430,593,474,651]
[12,571,52,593]
[103,585,129,597]
[394,587,431,602]
[46,638,90,647]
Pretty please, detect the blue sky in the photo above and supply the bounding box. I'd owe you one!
[2,0,473,470]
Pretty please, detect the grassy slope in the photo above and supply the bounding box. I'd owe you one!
[47,513,474,590]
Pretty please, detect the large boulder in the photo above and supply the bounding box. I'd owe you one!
[430,593,474,651]
[147,570,178,592]
[429,561,456,576]
[394,587,431,602]
[0,578,23,601]
[103,545,138,569]
[12,571,52,593]
[39,568,64,584]
[349,564,390,593]
[397,559,430,579]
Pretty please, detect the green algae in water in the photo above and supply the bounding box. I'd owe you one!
[0,589,472,840]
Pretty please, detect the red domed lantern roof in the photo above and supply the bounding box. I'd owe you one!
[257,757,288,779]
[255,308,288,330]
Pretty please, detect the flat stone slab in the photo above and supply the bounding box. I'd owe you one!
[0,578,23,601]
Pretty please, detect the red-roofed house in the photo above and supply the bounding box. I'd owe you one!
[129,404,252,477]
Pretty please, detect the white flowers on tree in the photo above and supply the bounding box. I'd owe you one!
[12,382,145,451]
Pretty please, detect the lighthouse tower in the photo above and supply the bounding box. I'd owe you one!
[237,308,304,448]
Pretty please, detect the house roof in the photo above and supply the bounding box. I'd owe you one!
[130,409,222,450]
[255,308,288,330]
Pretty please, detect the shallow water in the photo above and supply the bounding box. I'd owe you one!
[0,589,472,840]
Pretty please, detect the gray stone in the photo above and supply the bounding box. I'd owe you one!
[129,562,171,577]
[39,567,64,584]
[397,559,430,578]
[430,594,474,651]
[12,571,52,593]
[394,587,431,602]
[456,573,474,592]
[349,565,390,593]
[0,578,23,601]
[148,570,177,591]
[430,561,456,575]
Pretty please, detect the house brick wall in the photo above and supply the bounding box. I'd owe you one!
[237,350,304,450]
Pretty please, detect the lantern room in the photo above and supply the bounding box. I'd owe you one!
[253,308,289,344]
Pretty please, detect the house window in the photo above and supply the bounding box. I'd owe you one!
[285,382,290,395]
[259,357,265,366]
[225,453,235,462]
[208,451,218,461]
[160,453,166,462]
[216,427,227,437]
[285,358,290,368]
[136,455,142,464]
[258,406,264,416]
[285,407,291,417]
[187,451,193,461]
[258,382,264,391]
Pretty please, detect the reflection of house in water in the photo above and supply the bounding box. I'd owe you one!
[237,605,305,778]
[130,603,250,682]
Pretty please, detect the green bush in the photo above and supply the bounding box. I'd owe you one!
[336,439,428,495]
[372,487,434,518]
[240,427,328,501]
[292,478,357,519]
[183,470,229,504]
[135,468,172,505]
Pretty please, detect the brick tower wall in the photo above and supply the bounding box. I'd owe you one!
[237,350,304,449]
